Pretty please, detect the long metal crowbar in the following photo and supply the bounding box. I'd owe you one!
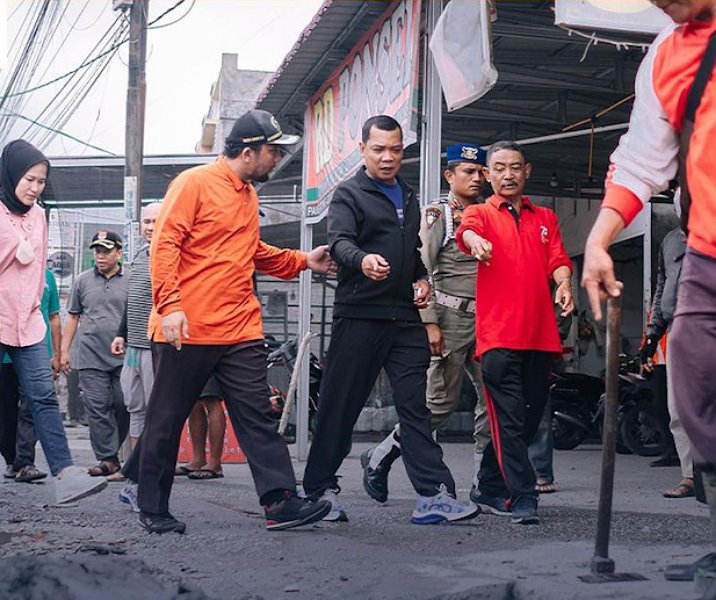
[580,295,647,584]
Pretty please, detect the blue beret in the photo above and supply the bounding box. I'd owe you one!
[446,143,487,166]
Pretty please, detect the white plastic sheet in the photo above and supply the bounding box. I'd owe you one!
[429,0,497,113]
[555,0,671,35]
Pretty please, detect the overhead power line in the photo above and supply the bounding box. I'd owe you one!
[147,0,195,30]
[24,13,128,146]
[4,0,195,100]
[2,112,117,156]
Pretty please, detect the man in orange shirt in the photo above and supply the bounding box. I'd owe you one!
[135,109,334,534]
[583,0,716,585]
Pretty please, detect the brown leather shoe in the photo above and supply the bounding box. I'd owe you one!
[663,479,695,498]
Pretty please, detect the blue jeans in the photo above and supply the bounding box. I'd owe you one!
[528,397,554,483]
[0,342,72,475]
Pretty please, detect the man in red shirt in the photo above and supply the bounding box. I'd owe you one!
[456,141,573,525]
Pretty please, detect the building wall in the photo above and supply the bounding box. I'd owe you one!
[196,53,273,154]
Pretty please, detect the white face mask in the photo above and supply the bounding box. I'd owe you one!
[15,236,35,265]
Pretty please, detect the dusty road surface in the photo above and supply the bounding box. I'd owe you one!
[0,429,710,599]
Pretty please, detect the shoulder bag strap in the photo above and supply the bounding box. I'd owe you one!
[679,31,716,233]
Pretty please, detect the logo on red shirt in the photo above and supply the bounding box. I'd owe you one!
[540,225,549,244]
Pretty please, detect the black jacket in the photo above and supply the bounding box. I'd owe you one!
[327,167,428,321]
[647,227,687,339]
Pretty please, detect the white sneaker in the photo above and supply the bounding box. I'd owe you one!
[55,466,108,504]
[319,488,348,522]
[411,484,480,525]
[118,483,140,513]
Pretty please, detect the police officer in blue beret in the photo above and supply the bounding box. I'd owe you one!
[362,143,492,505]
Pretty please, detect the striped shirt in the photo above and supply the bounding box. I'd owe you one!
[118,244,153,349]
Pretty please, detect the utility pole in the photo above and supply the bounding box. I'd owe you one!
[419,0,443,208]
[118,0,148,258]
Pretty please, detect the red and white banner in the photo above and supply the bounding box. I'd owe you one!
[303,0,421,224]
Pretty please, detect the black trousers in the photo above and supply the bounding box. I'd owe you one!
[478,348,553,503]
[0,364,39,470]
[0,364,19,466]
[136,341,296,514]
[303,318,455,498]
[13,396,37,470]
[66,369,86,423]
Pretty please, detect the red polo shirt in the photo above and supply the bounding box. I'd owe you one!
[456,195,571,357]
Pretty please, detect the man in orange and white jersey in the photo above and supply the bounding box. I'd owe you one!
[582,0,716,586]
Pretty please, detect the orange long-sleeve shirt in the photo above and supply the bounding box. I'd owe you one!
[603,19,716,259]
[148,158,307,345]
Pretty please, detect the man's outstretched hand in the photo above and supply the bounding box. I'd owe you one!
[361,254,391,281]
[461,230,492,265]
[582,242,622,321]
[307,245,338,276]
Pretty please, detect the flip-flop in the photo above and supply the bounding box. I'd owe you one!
[663,483,695,498]
[665,553,716,581]
[535,480,557,494]
[174,466,199,476]
[87,460,120,477]
[15,465,47,483]
[187,469,224,480]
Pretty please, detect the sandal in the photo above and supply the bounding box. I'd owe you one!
[663,482,695,498]
[175,466,199,476]
[15,465,47,483]
[87,460,120,477]
[187,469,224,480]
[535,479,556,494]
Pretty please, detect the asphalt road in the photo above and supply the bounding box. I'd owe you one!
[0,430,710,600]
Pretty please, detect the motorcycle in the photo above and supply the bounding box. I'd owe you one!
[550,370,606,451]
[618,357,670,457]
[551,355,669,456]
[265,337,321,436]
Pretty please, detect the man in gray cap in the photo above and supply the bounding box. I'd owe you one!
[62,231,129,478]
[361,143,490,506]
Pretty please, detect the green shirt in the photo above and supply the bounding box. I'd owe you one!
[3,269,59,364]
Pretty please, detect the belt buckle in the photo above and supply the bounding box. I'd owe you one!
[457,299,470,317]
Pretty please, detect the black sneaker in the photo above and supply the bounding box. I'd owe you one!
[650,454,680,467]
[264,492,331,531]
[470,487,511,517]
[138,511,187,534]
[360,448,391,503]
[511,496,539,525]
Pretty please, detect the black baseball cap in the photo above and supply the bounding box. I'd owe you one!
[90,230,123,250]
[225,109,300,148]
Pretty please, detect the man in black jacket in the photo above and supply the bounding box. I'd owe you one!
[640,223,693,498]
[302,115,477,525]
